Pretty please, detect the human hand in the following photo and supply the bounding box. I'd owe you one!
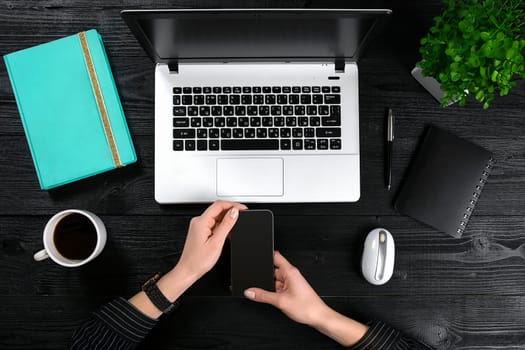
[244,251,329,327]
[175,200,248,283]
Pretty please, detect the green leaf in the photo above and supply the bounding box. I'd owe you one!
[491,70,499,82]
[480,32,491,41]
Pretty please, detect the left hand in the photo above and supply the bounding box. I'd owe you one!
[176,200,248,282]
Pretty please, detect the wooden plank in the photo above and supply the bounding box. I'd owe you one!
[0,133,523,216]
[2,215,525,297]
[0,295,524,349]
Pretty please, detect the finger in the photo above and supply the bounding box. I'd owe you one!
[244,288,280,306]
[275,280,285,291]
[209,206,239,243]
[274,267,285,282]
[274,251,294,270]
[202,201,248,221]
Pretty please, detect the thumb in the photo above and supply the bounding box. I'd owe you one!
[244,288,280,307]
[211,207,239,242]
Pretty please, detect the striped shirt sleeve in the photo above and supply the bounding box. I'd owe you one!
[348,321,434,350]
[71,297,157,350]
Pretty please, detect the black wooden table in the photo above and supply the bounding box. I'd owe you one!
[1,1,525,349]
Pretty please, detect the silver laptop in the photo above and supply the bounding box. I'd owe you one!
[121,9,391,203]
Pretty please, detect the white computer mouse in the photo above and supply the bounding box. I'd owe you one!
[361,228,395,285]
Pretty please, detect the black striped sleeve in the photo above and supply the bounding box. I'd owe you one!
[348,321,434,350]
[71,297,157,350]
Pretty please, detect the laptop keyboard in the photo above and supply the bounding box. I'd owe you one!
[172,85,342,151]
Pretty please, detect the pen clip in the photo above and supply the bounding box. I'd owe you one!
[387,109,394,141]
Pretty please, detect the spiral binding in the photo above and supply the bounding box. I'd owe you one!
[456,157,495,235]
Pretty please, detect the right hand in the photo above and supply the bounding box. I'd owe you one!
[244,251,329,327]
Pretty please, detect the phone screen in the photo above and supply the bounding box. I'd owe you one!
[230,210,274,296]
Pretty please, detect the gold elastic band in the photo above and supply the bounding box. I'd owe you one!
[78,31,122,168]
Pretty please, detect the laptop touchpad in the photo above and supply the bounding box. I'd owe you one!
[217,158,284,197]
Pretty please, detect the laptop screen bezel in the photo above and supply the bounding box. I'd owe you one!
[121,9,392,65]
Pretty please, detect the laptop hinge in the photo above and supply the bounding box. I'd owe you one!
[335,58,345,73]
[168,62,179,73]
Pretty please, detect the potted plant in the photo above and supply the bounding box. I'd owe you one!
[412,0,525,108]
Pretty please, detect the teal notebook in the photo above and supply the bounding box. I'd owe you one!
[4,29,136,190]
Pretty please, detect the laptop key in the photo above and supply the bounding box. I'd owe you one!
[226,117,237,127]
[280,139,291,150]
[324,94,341,104]
[185,140,196,151]
[259,106,270,116]
[300,95,311,104]
[233,128,244,138]
[212,106,222,116]
[253,87,261,93]
[209,140,220,150]
[213,87,221,93]
[205,95,216,105]
[253,95,264,104]
[280,128,291,138]
[197,140,207,151]
[203,87,212,94]
[322,86,330,93]
[243,87,251,93]
[173,87,182,94]
[250,117,261,127]
[292,139,303,150]
[173,129,195,138]
[203,117,213,127]
[223,106,234,116]
[199,106,210,116]
[233,86,242,94]
[188,106,198,116]
[193,87,202,94]
[194,95,205,105]
[221,139,279,151]
[310,117,320,126]
[269,128,279,138]
[277,94,287,104]
[304,128,315,138]
[221,128,232,138]
[307,106,317,115]
[319,105,329,115]
[223,87,232,94]
[302,86,311,93]
[289,94,300,104]
[209,128,220,138]
[197,128,207,138]
[283,106,294,115]
[262,117,273,127]
[294,105,305,115]
[182,95,193,105]
[245,128,256,138]
[285,117,296,127]
[298,117,308,126]
[263,86,271,93]
[235,106,246,116]
[305,139,316,150]
[330,139,342,149]
[317,139,328,149]
[322,116,341,126]
[265,95,276,104]
[282,86,291,93]
[214,117,225,127]
[274,117,285,127]
[173,118,189,128]
[183,87,192,94]
[241,95,252,104]
[330,105,341,116]
[173,140,183,151]
[316,128,341,137]
[238,117,249,127]
[247,106,258,115]
[272,87,281,93]
[271,106,282,115]
[173,107,186,116]
[173,95,181,105]
[230,95,240,105]
[218,95,229,104]
[292,128,303,138]
[257,128,268,138]
[312,86,321,93]
[332,86,341,92]
[312,94,323,104]
[190,118,202,127]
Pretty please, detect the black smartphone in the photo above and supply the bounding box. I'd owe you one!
[230,209,274,296]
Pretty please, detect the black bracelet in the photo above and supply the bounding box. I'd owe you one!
[142,273,179,315]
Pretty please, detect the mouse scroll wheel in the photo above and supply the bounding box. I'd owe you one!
[374,231,387,281]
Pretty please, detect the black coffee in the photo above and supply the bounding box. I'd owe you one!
[53,213,97,260]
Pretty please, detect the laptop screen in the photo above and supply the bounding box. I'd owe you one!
[122,9,391,63]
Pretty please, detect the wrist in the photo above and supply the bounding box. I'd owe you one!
[156,264,198,303]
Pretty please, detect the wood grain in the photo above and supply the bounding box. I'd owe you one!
[1,0,524,348]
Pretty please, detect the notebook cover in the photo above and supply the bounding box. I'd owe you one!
[3,29,136,189]
[394,126,494,238]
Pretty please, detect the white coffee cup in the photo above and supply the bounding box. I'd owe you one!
[33,209,107,267]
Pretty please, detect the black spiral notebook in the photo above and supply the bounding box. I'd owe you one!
[394,126,494,238]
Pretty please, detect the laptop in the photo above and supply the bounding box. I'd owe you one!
[121,9,391,203]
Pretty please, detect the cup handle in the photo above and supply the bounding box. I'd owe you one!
[33,249,49,261]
